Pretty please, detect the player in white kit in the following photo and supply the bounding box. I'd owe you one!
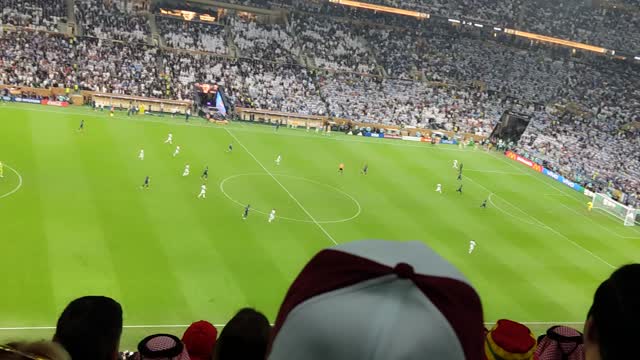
[182,164,190,176]
[469,240,476,254]
[197,184,207,199]
[435,184,442,193]
[164,133,173,144]
[173,146,180,157]
[453,160,458,169]
[138,149,144,160]
[268,209,276,223]
[275,155,281,166]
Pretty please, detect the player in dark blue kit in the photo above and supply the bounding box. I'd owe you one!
[275,121,281,132]
[141,176,150,189]
[361,163,368,175]
[201,166,209,180]
[480,199,487,208]
[78,119,85,132]
[227,143,233,153]
[242,204,251,219]
[457,172,462,181]
[456,184,463,194]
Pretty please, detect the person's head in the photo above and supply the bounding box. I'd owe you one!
[182,321,218,360]
[268,240,485,360]
[137,334,190,360]
[213,308,270,360]
[53,296,123,360]
[584,264,640,360]
[0,341,70,360]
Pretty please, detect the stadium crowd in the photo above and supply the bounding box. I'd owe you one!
[364,0,640,53]
[75,0,149,43]
[230,17,297,63]
[2,240,639,360]
[0,0,66,31]
[157,16,228,54]
[0,0,638,200]
[291,13,377,73]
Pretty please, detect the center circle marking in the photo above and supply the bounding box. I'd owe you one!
[219,173,361,224]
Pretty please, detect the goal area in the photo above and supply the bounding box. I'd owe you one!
[592,193,638,226]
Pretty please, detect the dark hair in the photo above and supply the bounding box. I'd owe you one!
[587,264,640,360]
[53,296,123,360]
[0,341,70,360]
[213,308,270,360]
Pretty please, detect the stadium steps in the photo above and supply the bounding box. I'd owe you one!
[64,0,77,35]
[225,26,238,58]
[147,13,162,46]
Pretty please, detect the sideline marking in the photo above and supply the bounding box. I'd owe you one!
[225,129,338,245]
[487,193,544,228]
[1,105,470,152]
[466,169,527,175]
[0,163,23,199]
[466,176,615,269]
[0,321,585,331]
[488,151,640,234]
[553,201,640,240]
[219,173,361,224]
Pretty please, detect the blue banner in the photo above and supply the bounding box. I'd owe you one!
[215,92,226,116]
[439,139,458,145]
[2,96,41,104]
[542,168,585,193]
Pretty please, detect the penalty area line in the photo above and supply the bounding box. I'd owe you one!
[466,176,615,269]
[0,163,24,199]
[0,321,585,331]
[224,129,338,245]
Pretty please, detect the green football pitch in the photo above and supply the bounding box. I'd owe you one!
[1,103,639,348]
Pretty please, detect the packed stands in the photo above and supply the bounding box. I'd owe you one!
[75,0,150,43]
[0,0,66,31]
[230,17,298,63]
[365,0,640,53]
[157,16,228,54]
[291,13,377,73]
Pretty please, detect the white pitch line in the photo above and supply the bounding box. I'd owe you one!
[484,321,584,326]
[466,175,615,269]
[225,129,338,245]
[488,152,640,234]
[0,325,216,331]
[486,151,574,199]
[1,105,469,152]
[0,321,585,331]
[487,193,543,228]
[466,169,527,175]
[0,163,24,199]
[554,201,640,240]
[219,173,362,224]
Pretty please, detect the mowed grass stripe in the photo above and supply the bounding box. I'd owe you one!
[26,114,123,312]
[479,171,633,267]
[300,135,590,321]
[81,117,199,323]
[396,151,587,320]
[98,117,240,324]
[0,113,57,327]
[1,105,633,334]
[144,122,297,322]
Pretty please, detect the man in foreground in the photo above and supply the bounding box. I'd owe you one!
[53,296,123,360]
[583,264,640,360]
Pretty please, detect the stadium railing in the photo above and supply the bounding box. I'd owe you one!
[236,107,325,128]
[92,93,192,114]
